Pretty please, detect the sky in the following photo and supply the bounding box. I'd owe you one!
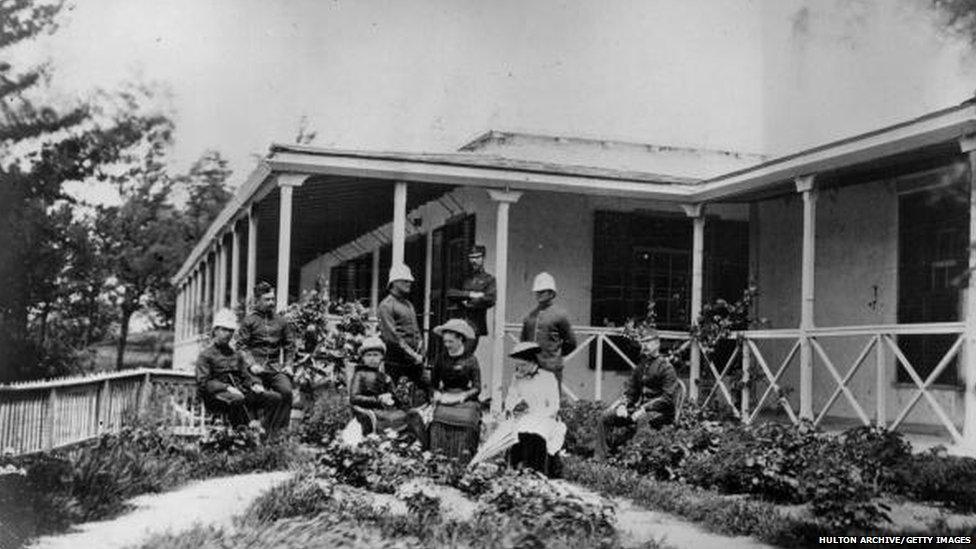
[22,0,976,191]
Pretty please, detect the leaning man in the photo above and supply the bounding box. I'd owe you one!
[236,281,296,432]
[594,329,678,459]
[196,308,291,434]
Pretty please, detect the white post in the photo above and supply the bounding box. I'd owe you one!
[796,175,817,421]
[423,229,434,348]
[488,189,522,413]
[960,135,976,447]
[392,182,408,266]
[370,247,381,314]
[595,335,604,401]
[202,256,210,319]
[246,205,258,304]
[230,225,241,308]
[174,284,183,341]
[215,242,225,312]
[276,174,307,312]
[876,335,886,428]
[682,204,705,403]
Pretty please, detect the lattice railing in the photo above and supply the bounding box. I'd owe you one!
[698,322,967,443]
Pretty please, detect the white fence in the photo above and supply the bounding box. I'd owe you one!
[0,369,204,456]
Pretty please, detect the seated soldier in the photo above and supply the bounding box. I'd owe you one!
[594,329,678,459]
[504,341,566,477]
[349,336,412,435]
[195,309,291,434]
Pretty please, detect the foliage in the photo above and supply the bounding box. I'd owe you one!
[0,424,303,546]
[558,399,604,458]
[690,285,764,353]
[240,473,335,524]
[890,447,976,513]
[297,387,352,445]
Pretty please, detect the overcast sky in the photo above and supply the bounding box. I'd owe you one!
[28,0,976,187]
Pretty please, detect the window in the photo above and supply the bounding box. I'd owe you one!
[896,166,969,385]
[590,210,749,369]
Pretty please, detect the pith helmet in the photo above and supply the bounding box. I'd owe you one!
[388,264,415,285]
[212,308,239,331]
[359,336,387,356]
[532,272,557,293]
[433,318,476,340]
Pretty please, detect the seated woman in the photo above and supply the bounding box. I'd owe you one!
[425,319,482,461]
[504,341,566,477]
[349,336,410,435]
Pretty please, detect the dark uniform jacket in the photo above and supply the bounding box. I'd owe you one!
[195,342,260,395]
[519,303,577,373]
[453,270,496,336]
[237,310,294,369]
[349,366,397,409]
[623,354,678,419]
[377,293,422,365]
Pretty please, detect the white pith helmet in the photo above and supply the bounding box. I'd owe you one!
[388,264,415,285]
[532,272,557,293]
[212,308,238,331]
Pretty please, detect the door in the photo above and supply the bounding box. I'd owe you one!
[427,214,475,357]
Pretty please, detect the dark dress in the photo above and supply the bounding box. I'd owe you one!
[349,365,409,434]
[427,352,482,460]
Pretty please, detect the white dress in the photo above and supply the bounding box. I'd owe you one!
[503,369,567,454]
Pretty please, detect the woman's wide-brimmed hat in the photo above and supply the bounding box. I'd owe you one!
[509,341,542,361]
[432,318,476,340]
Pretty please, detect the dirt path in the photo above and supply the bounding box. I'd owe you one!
[28,471,293,549]
[26,470,775,549]
[552,480,775,549]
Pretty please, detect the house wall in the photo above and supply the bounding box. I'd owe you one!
[298,185,747,403]
[753,179,964,431]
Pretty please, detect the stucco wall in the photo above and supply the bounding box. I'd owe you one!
[754,179,963,431]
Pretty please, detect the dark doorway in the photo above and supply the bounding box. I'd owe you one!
[428,214,475,358]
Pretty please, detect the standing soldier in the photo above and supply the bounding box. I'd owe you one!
[448,245,496,352]
[237,281,295,431]
[377,264,426,404]
[519,272,577,394]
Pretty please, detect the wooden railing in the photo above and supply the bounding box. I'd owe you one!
[504,323,691,401]
[0,369,205,456]
[699,322,967,442]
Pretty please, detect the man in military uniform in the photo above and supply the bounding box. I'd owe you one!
[519,272,577,393]
[196,309,291,433]
[448,245,496,352]
[377,264,426,404]
[594,329,678,459]
[236,281,295,431]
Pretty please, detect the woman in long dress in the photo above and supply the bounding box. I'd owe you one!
[425,318,482,461]
[504,341,566,477]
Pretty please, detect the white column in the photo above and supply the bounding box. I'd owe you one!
[960,136,976,447]
[488,189,522,413]
[230,224,241,308]
[175,283,184,342]
[188,272,196,337]
[370,247,381,314]
[276,175,307,312]
[796,175,817,420]
[201,257,210,319]
[246,205,258,304]
[423,229,434,349]
[682,204,705,403]
[392,181,407,266]
[214,242,226,312]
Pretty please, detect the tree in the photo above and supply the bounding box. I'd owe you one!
[95,121,188,370]
[0,0,166,381]
[178,149,233,242]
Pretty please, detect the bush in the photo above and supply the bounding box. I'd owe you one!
[558,399,604,458]
[298,388,351,446]
[241,473,335,524]
[890,447,976,513]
